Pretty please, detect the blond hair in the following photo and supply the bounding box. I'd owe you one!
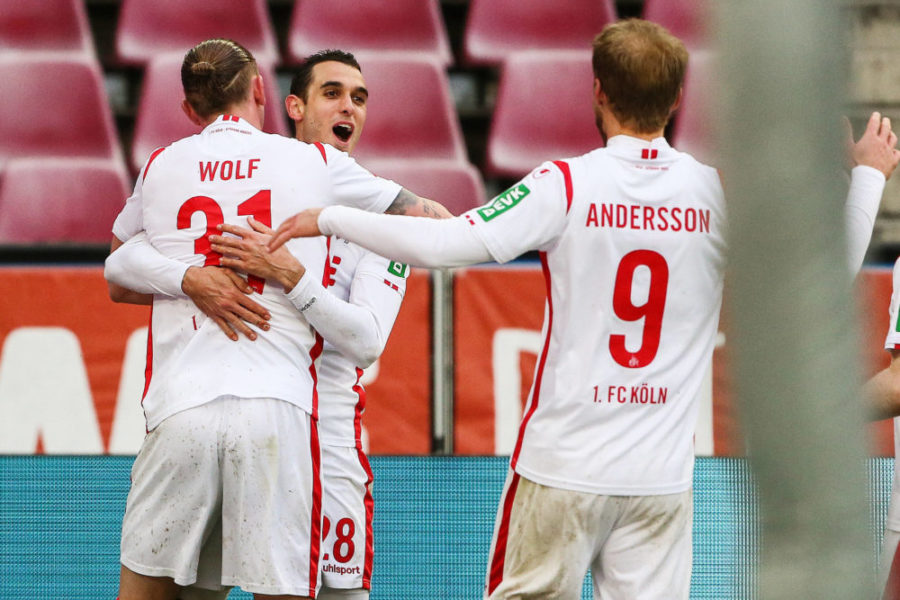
[592,19,688,133]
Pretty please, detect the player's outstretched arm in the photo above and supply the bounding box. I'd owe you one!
[844,111,900,274]
[212,217,402,367]
[105,232,271,342]
[862,351,900,421]
[848,111,900,179]
[211,218,307,292]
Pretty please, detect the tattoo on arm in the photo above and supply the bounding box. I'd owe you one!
[385,189,418,215]
[385,188,453,219]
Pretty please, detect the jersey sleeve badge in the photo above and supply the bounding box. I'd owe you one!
[476,183,531,222]
[387,261,410,278]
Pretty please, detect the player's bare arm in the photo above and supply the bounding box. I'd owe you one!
[385,188,452,219]
[847,111,900,179]
[863,350,900,421]
[210,217,307,292]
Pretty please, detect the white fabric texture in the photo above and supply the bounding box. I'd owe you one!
[105,231,188,297]
[845,164,886,274]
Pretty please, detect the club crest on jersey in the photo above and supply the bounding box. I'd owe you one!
[387,261,409,278]
[477,184,530,222]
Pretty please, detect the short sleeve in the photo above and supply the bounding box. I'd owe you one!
[322,144,402,214]
[112,170,146,241]
[463,162,570,263]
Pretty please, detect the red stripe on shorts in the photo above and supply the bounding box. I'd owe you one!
[487,471,521,595]
[308,418,323,597]
[510,253,553,469]
[884,540,900,600]
[352,367,375,587]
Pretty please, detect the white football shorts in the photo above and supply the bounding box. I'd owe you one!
[120,396,322,597]
[319,444,374,594]
[485,470,692,600]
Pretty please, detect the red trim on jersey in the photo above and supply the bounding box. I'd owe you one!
[141,306,154,434]
[884,540,900,600]
[142,147,166,181]
[487,471,521,595]
[641,148,659,159]
[308,417,323,597]
[314,141,328,164]
[349,366,374,587]
[552,160,573,213]
[510,253,553,470]
[224,114,239,122]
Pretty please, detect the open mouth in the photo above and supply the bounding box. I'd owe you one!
[332,123,353,143]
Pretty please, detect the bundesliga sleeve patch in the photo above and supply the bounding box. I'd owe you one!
[387,261,409,278]
[476,183,530,222]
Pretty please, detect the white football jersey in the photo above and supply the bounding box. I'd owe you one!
[465,135,727,495]
[316,236,408,446]
[882,259,900,530]
[123,115,400,431]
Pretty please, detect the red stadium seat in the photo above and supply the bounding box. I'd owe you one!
[464,0,616,67]
[115,0,279,66]
[643,0,713,50]
[0,158,129,244]
[486,51,602,178]
[349,57,467,166]
[0,55,122,166]
[671,51,719,166]
[368,161,486,216]
[130,54,288,173]
[0,0,95,56]
[287,0,452,67]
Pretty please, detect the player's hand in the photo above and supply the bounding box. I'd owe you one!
[267,208,324,253]
[846,111,900,179]
[181,266,271,342]
[211,218,306,292]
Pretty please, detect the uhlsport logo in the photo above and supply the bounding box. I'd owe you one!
[388,261,409,278]
[477,184,530,222]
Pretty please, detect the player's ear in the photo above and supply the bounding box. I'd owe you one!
[670,86,683,115]
[593,78,604,105]
[181,99,205,127]
[285,94,305,122]
[252,74,265,108]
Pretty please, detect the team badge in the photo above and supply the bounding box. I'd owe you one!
[477,183,531,222]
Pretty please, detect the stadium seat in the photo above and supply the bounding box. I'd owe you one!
[348,57,467,166]
[368,161,486,216]
[130,54,288,173]
[671,51,719,166]
[115,0,279,66]
[0,0,95,56]
[463,0,616,67]
[287,0,452,67]
[0,158,129,244]
[486,51,602,178]
[0,55,122,166]
[643,0,713,50]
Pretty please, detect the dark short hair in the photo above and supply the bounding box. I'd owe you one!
[592,19,688,133]
[289,49,362,101]
[181,38,258,119]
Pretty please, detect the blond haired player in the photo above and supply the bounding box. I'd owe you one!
[106,39,447,600]
[108,49,426,600]
[268,19,723,599]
